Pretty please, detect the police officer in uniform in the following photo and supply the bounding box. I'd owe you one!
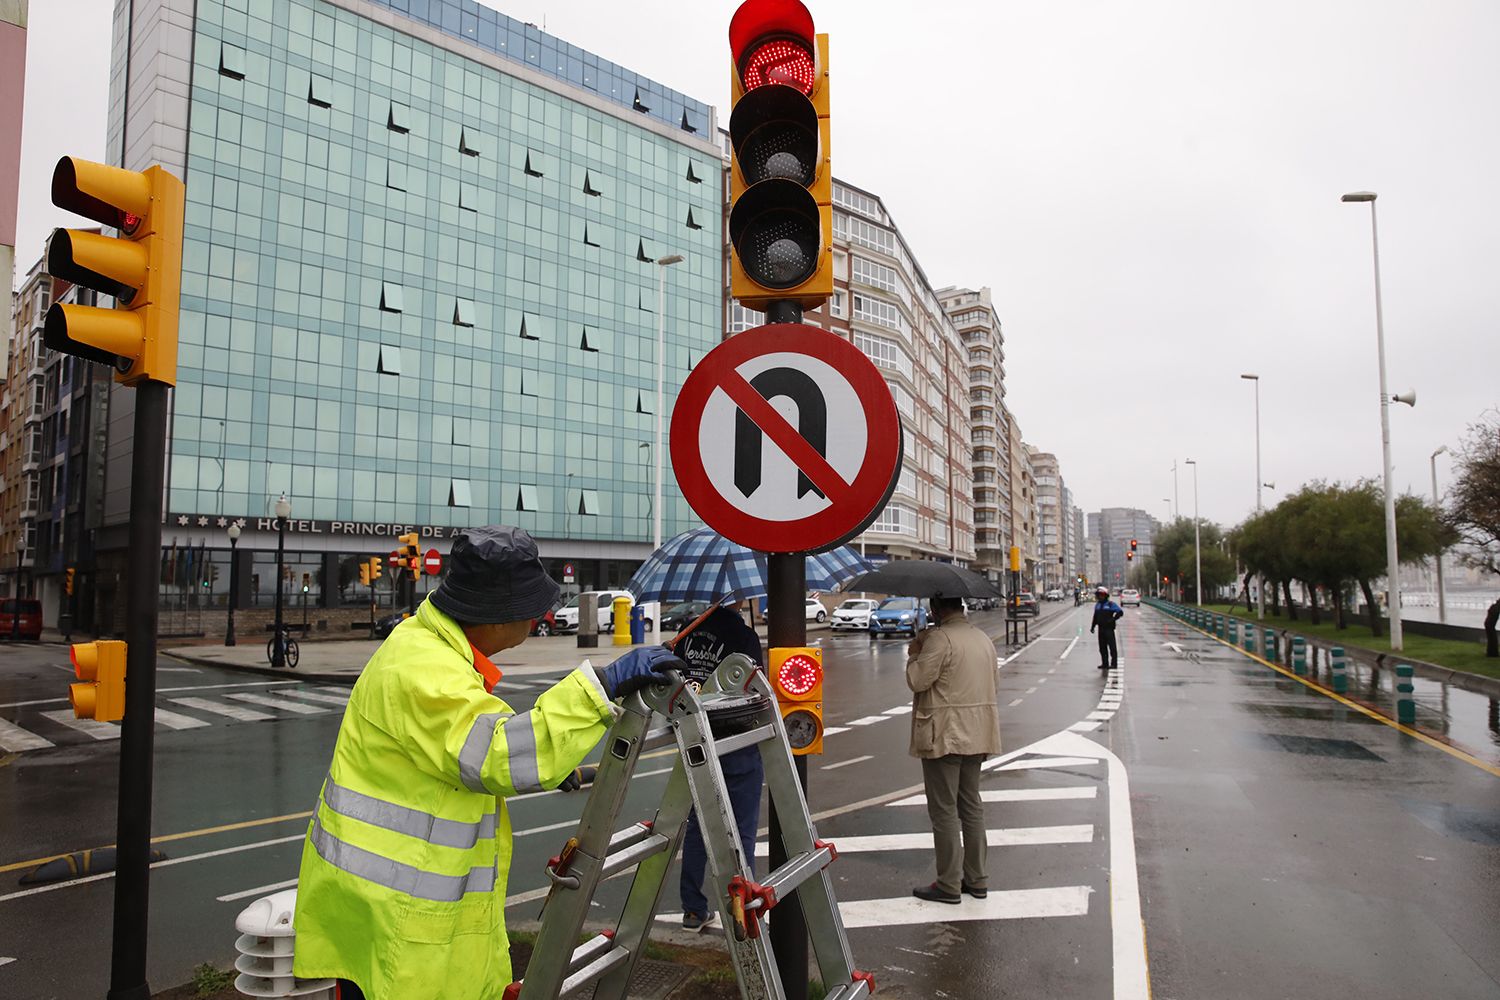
[1090,585,1125,671]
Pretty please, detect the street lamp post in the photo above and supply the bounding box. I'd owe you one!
[1185,459,1201,605]
[225,523,240,646]
[272,494,290,667]
[1431,445,1449,624]
[1343,190,1405,651]
[1241,373,1265,620]
[652,253,684,645]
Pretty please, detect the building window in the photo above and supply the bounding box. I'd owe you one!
[520,314,541,341]
[686,162,703,183]
[852,293,904,334]
[453,298,475,327]
[853,330,911,378]
[219,43,246,80]
[458,128,481,157]
[582,170,602,197]
[308,75,333,108]
[869,503,916,535]
[459,182,479,212]
[578,489,601,515]
[829,290,845,318]
[852,256,899,294]
[524,150,546,177]
[379,282,404,313]
[388,101,411,133]
[386,160,407,191]
[377,344,402,375]
[685,208,702,230]
[580,328,599,352]
[516,485,539,512]
[449,479,472,508]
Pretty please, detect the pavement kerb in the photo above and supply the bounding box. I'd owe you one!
[159,649,361,686]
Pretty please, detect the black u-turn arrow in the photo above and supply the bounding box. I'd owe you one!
[733,367,827,500]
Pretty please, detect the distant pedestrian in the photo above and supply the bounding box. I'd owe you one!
[1091,586,1124,671]
[905,596,1002,904]
[673,599,765,931]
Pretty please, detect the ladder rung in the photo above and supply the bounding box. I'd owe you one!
[559,944,631,997]
[822,982,874,1000]
[714,723,775,756]
[601,832,671,880]
[762,844,836,903]
[563,932,615,975]
[642,724,675,752]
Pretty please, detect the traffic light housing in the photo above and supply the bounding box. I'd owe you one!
[359,561,371,587]
[398,532,421,582]
[69,640,127,722]
[65,568,75,596]
[301,572,311,594]
[727,0,832,310]
[770,646,823,755]
[368,556,383,585]
[44,157,184,386]
[1127,550,1135,562]
[1130,538,1138,552]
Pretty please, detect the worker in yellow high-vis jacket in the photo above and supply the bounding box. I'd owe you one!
[292,526,681,1000]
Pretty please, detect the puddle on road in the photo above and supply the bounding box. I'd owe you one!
[1248,732,1386,761]
[1399,798,1500,846]
[1241,702,1382,725]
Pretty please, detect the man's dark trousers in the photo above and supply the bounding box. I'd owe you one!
[1097,628,1118,669]
[680,745,763,917]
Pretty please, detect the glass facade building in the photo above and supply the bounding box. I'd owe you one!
[94,0,724,626]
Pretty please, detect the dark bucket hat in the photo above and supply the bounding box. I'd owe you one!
[430,526,560,625]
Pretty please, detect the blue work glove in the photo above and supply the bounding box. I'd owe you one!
[599,646,685,700]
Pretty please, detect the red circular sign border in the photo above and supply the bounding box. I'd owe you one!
[670,324,902,554]
[423,549,442,576]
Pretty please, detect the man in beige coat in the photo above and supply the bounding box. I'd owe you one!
[905,595,1002,903]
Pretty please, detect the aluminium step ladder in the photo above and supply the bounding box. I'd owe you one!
[505,653,874,1000]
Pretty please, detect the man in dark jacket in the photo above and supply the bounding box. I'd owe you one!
[673,599,765,930]
[1091,586,1125,671]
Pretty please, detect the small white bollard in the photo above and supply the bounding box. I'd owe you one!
[234,888,336,999]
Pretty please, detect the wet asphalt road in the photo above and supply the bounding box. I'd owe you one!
[2,601,1498,999]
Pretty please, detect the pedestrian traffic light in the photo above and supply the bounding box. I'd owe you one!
[398,532,421,582]
[770,646,823,755]
[301,572,311,594]
[44,157,184,387]
[65,568,75,596]
[69,639,127,722]
[727,0,832,309]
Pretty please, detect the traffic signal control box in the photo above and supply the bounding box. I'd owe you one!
[70,640,127,722]
[769,645,823,756]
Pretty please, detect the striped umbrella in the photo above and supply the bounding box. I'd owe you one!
[626,526,871,604]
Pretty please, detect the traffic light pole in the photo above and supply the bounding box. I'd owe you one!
[110,380,169,1000]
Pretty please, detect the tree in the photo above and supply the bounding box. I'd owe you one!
[1446,410,1500,576]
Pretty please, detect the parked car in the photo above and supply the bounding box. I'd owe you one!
[868,597,928,638]
[0,598,43,641]
[1119,588,1142,607]
[805,597,828,623]
[1044,589,1064,602]
[661,600,712,633]
[831,598,876,631]
[1008,592,1040,617]
[530,609,558,636]
[554,590,639,633]
[372,610,409,640]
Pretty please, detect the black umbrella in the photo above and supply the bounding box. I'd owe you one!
[841,560,1004,600]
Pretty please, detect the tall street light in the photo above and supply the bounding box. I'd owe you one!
[1343,190,1405,651]
[225,523,240,646]
[1185,459,1202,605]
[1241,373,1266,620]
[1431,445,1449,624]
[272,494,291,667]
[653,253,684,645]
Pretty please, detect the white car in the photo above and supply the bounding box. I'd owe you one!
[554,590,639,632]
[1120,588,1141,607]
[805,597,828,623]
[831,598,876,631]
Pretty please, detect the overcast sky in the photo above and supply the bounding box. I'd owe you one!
[14,0,1500,533]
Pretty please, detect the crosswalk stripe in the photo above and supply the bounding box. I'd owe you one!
[1086,711,1116,721]
[153,708,212,730]
[226,693,329,715]
[753,826,1093,855]
[886,787,1097,807]
[847,715,890,726]
[170,697,274,722]
[822,726,850,737]
[39,710,119,740]
[0,717,54,752]
[882,706,912,715]
[276,688,351,706]
[987,756,1100,772]
[656,885,1092,930]
[1068,720,1104,732]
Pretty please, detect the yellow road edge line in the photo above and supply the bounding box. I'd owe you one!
[0,810,313,875]
[1164,612,1500,779]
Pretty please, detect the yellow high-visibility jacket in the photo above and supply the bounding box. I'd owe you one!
[292,598,614,999]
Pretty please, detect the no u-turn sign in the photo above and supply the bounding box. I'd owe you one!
[671,324,903,554]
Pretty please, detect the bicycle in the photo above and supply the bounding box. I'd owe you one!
[267,627,300,669]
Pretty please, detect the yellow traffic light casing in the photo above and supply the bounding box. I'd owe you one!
[770,646,823,755]
[65,568,76,596]
[398,533,421,582]
[728,0,832,310]
[368,556,383,583]
[359,561,371,587]
[45,157,184,387]
[69,640,127,722]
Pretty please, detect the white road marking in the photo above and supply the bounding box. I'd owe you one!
[0,718,54,752]
[1007,698,1025,708]
[753,826,1093,856]
[0,956,15,968]
[821,755,873,771]
[153,708,211,730]
[39,710,118,740]
[987,755,1100,772]
[656,886,1093,929]
[0,679,297,712]
[886,786,1097,807]
[1037,677,1048,685]
[226,693,329,715]
[882,705,912,715]
[1068,720,1104,732]
[1087,711,1116,721]
[216,878,299,903]
[1025,687,1037,694]
[513,818,584,839]
[157,666,201,673]
[822,726,850,737]
[170,697,274,722]
[1059,637,1079,660]
[847,715,890,726]
[276,688,352,706]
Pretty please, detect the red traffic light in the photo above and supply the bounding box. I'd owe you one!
[730,0,816,92]
[776,652,821,698]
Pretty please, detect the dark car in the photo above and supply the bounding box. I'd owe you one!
[660,601,712,634]
[868,597,928,639]
[1008,592,1039,617]
[0,598,44,641]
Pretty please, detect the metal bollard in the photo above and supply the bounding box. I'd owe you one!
[612,596,633,647]
[1244,626,1256,654]
[1331,646,1347,693]
[1264,628,1278,663]
[1395,664,1415,725]
[1228,620,1238,644]
[1216,615,1226,638]
[1292,636,1306,676]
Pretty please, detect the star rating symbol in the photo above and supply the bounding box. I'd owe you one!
[235,518,247,529]
[176,515,189,526]
[216,517,228,528]
[197,516,209,527]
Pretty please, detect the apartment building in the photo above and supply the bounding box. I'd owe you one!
[1,260,48,599]
[937,285,1007,579]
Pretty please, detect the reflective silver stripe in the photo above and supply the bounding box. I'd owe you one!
[503,713,543,793]
[309,816,496,902]
[458,712,509,793]
[322,776,496,850]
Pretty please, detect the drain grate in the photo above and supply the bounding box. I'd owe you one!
[625,957,694,999]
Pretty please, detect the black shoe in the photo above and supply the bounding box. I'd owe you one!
[681,911,708,930]
[961,883,988,899]
[912,883,961,904]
